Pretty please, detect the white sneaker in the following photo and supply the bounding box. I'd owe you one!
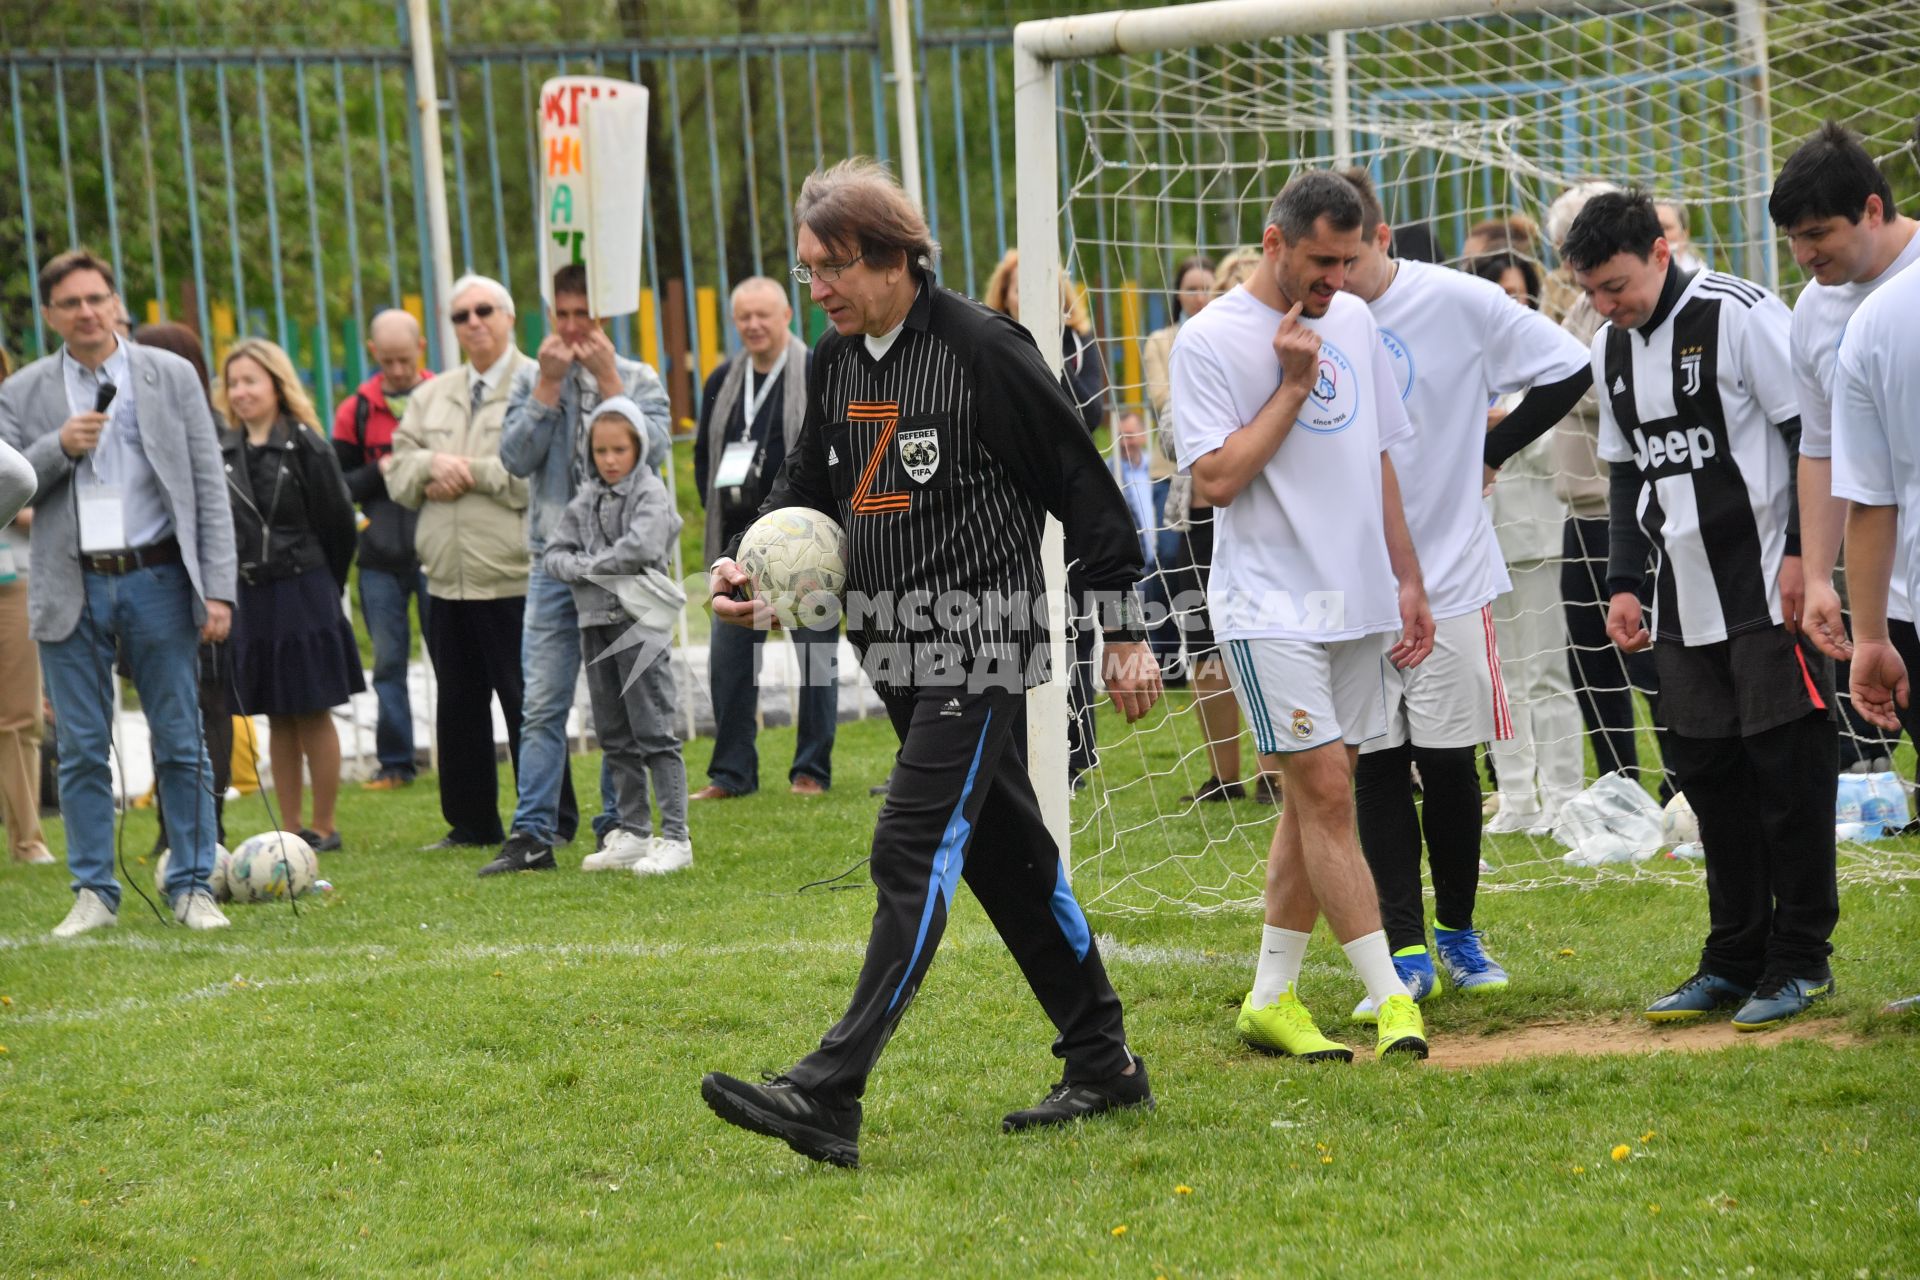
[174,889,231,931]
[635,836,692,876]
[52,888,118,938]
[581,829,653,872]
[1485,805,1543,835]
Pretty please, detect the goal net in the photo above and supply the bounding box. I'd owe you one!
[1015,0,1920,915]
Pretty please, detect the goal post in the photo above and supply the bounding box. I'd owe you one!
[1011,0,1920,908]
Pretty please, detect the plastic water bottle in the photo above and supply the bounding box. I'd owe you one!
[1835,773,1866,824]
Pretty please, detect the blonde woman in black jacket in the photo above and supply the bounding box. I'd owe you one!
[215,338,362,852]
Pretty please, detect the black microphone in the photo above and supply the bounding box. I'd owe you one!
[94,382,117,414]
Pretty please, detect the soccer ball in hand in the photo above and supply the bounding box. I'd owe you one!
[734,506,849,627]
[154,843,233,901]
[1661,793,1699,847]
[227,831,319,902]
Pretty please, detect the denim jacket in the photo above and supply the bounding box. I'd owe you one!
[500,354,671,556]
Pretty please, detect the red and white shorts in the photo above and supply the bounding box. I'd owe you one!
[1361,604,1512,753]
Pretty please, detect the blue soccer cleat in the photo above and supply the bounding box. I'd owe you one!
[1644,971,1753,1023]
[1434,925,1510,992]
[1351,946,1438,1022]
[1733,975,1835,1031]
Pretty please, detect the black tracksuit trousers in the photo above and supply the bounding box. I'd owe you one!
[786,685,1132,1109]
[1663,713,1839,986]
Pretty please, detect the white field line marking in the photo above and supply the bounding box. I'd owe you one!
[7,933,1224,1027]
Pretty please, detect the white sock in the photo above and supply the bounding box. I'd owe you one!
[1251,925,1312,1006]
[1343,930,1412,1008]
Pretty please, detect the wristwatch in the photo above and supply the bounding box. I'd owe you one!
[1101,591,1148,644]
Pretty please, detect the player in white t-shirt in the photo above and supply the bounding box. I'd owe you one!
[1830,242,1920,1019]
[1769,123,1920,760]
[1335,169,1593,1016]
[1171,170,1436,1063]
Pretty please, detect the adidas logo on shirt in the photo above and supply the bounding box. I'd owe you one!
[1612,375,1626,395]
[827,445,840,466]
[939,698,963,717]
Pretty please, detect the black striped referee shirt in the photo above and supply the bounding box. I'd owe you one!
[739,276,1144,693]
[1595,262,1802,645]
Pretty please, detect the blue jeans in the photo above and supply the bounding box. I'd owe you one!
[358,566,428,777]
[707,617,839,794]
[42,563,217,910]
[509,567,611,846]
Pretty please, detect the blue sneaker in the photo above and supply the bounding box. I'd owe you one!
[1733,974,1835,1031]
[1434,926,1509,992]
[1644,971,1753,1023]
[1351,947,1437,1022]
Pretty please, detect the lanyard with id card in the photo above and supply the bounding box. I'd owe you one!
[79,483,128,553]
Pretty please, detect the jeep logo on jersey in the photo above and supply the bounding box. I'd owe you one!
[1631,423,1719,476]
[1288,339,1360,435]
[898,427,941,484]
[1378,327,1415,402]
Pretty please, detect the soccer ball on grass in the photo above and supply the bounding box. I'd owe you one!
[153,843,233,901]
[227,831,319,902]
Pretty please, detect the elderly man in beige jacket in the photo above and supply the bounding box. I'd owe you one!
[387,274,534,861]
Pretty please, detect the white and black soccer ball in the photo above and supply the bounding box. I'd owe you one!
[154,843,233,901]
[1661,792,1699,848]
[227,831,318,903]
[735,506,849,627]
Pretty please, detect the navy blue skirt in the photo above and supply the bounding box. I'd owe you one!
[229,566,367,717]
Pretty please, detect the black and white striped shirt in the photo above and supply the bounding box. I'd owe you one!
[1596,265,1801,645]
[745,277,1143,692]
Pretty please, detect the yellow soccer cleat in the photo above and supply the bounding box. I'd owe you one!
[1237,989,1354,1063]
[1375,993,1430,1059]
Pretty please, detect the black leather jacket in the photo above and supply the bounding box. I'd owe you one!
[220,418,357,589]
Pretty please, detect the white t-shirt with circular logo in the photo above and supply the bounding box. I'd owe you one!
[1367,259,1591,620]
[1170,286,1414,642]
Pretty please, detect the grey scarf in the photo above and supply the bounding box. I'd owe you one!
[702,333,809,565]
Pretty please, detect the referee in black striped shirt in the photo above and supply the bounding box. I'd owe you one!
[699,158,1162,1168]
[1565,191,1838,1032]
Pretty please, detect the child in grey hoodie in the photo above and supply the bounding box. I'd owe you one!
[542,396,691,875]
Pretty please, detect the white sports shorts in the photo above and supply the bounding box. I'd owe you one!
[1222,634,1390,754]
[1360,604,1512,754]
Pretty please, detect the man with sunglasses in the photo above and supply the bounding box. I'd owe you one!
[492,264,671,877]
[387,275,537,863]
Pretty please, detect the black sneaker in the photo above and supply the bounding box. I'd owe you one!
[1002,1055,1155,1133]
[1179,777,1245,804]
[477,832,557,877]
[297,829,344,853]
[699,1072,861,1168]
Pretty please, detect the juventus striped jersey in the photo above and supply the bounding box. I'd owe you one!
[743,277,1144,692]
[1596,265,1802,645]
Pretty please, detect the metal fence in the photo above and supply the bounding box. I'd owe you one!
[0,1,1046,429]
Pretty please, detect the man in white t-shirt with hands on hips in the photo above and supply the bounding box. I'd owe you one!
[1172,170,1436,1063]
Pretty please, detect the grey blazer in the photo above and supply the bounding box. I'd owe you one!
[0,340,238,642]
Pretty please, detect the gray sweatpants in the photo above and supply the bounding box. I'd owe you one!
[580,623,689,842]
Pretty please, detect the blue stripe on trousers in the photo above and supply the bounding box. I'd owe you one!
[1050,860,1092,963]
[885,708,994,1013]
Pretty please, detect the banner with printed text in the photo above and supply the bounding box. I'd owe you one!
[538,75,649,319]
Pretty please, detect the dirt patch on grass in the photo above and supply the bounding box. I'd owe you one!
[1428,1018,1863,1068]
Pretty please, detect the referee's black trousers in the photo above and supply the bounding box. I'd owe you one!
[785,685,1132,1109]
[1663,712,1839,986]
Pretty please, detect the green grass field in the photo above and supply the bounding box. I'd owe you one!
[4,710,1919,1278]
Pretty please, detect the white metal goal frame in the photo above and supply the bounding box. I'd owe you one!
[1009,0,1782,864]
